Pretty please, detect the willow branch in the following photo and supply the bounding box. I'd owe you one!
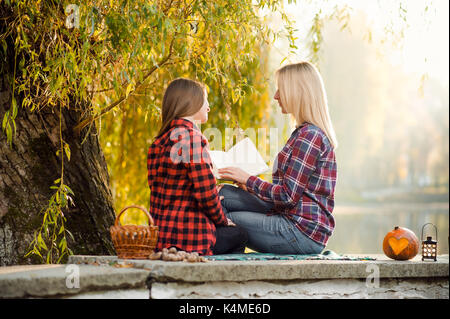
[73,38,176,135]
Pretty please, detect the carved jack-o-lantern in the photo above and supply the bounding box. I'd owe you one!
[383,226,419,260]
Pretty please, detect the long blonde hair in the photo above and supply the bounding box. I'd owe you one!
[157,78,206,137]
[276,62,338,149]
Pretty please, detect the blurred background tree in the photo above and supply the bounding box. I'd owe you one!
[270,0,448,253]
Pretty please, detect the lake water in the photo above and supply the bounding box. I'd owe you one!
[325,202,449,255]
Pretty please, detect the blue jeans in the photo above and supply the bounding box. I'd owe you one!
[219,184,324,254]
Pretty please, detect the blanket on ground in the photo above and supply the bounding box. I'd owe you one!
[204,250,377,261]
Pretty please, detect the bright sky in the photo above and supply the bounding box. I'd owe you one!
[283,0,449,86]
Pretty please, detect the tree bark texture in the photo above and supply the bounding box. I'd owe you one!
[0,76,116,266]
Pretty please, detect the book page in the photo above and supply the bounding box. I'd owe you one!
[208,137,269,178]
[208,150,231,170]
[208,150,231,179]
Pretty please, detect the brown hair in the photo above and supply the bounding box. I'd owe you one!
[157,78,206,137]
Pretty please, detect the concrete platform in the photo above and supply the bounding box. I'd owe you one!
[0,254,448,299]
[69,254,448,282]
[0,262,150,298]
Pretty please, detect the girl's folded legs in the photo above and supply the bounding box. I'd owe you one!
[212,224,248,254]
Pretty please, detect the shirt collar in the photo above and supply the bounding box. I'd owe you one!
[294,121,309,132]
[169,117,201,131]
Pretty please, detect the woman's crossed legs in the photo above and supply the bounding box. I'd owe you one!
[219,184,324,254]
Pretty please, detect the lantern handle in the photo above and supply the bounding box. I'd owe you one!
[421,223,438,241]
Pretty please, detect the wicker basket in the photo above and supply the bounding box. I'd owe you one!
[110,205,159,259]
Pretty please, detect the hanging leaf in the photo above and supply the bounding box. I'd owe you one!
[2,112,8,131]
[11,97,18,119]
[64,142,71,161]
[37,233,48,251]
[125,82,134,98]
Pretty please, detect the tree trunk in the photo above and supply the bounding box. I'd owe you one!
[0,77,116,266]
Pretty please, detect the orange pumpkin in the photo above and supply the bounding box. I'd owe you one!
[383,226,419,260]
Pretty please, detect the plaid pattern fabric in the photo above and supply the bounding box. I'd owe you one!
[246,123,337,246]
[147,118,227,255]
[205,251,376,261]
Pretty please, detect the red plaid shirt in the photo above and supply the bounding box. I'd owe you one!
[147,118,227,255]
[246,123,337,247]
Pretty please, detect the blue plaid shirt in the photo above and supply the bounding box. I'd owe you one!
[246,123,337,247]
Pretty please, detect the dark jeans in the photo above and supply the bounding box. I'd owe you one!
[219,184,324,254]
[213,224,248,254]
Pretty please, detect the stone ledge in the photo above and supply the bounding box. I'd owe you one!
[69,254,449,283]
[1,254,448,298]
[150,278,449,299]
[0,264,150,298]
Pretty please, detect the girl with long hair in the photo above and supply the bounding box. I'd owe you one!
[147,78,248,255]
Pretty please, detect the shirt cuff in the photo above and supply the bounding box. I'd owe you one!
[246,175,261,194]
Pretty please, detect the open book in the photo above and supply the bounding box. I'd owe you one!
[208,137,270,179]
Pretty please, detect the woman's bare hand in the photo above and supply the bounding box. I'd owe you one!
[218,167,251,184]
[235,182,248,192]
[227,218,236,227]
[216,183,224,194]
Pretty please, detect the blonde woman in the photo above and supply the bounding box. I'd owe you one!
[218,62,338,254]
